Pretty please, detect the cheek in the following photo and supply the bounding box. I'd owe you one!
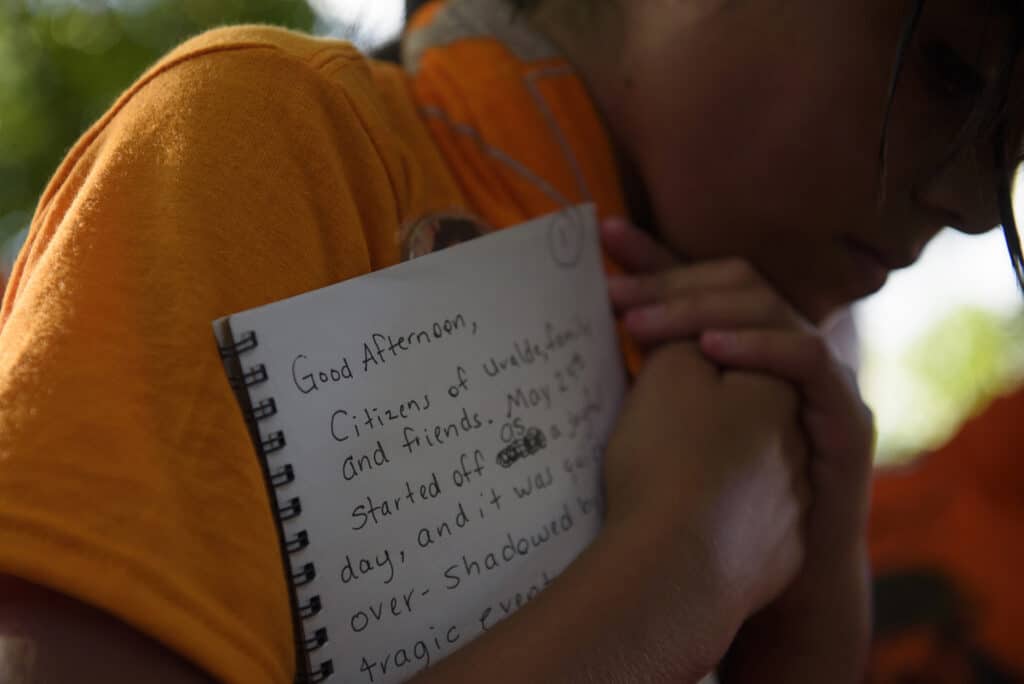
[635,75,878,252]
[624,31,891,317]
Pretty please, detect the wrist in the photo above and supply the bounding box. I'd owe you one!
[721,542,871,684]
[780,537,870,620]
[598,514,743,679]
[805,490,871,563]
[411,518,726,684]
[804,530,869,582]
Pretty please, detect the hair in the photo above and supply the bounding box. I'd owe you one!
[509,0,1024,288]
[479,0,1024,288]
[884,0,1024,289]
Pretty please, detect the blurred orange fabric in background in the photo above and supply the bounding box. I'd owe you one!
[868,385,1024,682]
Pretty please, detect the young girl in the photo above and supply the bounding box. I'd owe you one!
[0,0,1020,682]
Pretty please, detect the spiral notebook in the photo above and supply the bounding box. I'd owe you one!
[213,206,628,683]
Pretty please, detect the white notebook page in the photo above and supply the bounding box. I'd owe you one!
[222,205,627,683]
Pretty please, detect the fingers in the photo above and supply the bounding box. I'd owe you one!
[700,329,875,462]
[621,288,807,344]
[608,258,764,311]
[700,330,849,411]
[601,216,873,480]
[785,422,814,516]
[601,217,677,273]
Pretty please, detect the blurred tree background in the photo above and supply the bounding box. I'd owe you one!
[861,305,1024,463]
[0,0,317,253]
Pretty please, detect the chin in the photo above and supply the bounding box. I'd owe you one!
[802,298,842,326]
[801,279,888,325]
[791,258,891,324]
[793,289,853,326]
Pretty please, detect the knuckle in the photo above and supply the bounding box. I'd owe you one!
[758,289,789,320]
[663,292,707,327]
[659,297,692,325]
[722,257,758,284]
[649,270,672,293]
[687,291,715,316]
[662,267,690,292]
[632,273,659,299]
[644,340,711,378]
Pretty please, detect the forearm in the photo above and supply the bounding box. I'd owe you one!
[0,576,213,684]
[720,542,871,684]
[412,518,731,684]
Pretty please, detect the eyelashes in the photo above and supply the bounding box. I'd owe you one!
[921,40,987,102]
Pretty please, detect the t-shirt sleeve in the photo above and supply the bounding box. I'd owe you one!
[0,28,403,684]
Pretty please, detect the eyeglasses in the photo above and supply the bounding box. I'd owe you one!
[998,127,1023,290]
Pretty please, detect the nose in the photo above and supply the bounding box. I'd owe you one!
[915,177,1001,236]
[914,142,1009,236]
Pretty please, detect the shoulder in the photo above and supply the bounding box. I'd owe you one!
[153,24,378,99]
[102,25,380,148]
[47,24,398,185]
[32,25,408,246]
[151,24,371,93]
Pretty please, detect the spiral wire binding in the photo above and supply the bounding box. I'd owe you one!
[219,331,334,683]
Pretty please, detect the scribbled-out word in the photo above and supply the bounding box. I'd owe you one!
[496,428,547,468]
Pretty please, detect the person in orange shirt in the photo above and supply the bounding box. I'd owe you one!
[0,0,1021,682]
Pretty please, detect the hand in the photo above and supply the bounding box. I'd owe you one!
[602,217,874,682]
[602,217,875,552]
[602,340,811,672]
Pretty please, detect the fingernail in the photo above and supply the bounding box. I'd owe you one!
[702,330,735,352]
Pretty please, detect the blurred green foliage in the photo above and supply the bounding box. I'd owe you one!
[910,308,1024,411]
[871,307,1024,463]
[0,0,316,248]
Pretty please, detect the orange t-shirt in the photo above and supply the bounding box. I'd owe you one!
[0,5,629,682]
